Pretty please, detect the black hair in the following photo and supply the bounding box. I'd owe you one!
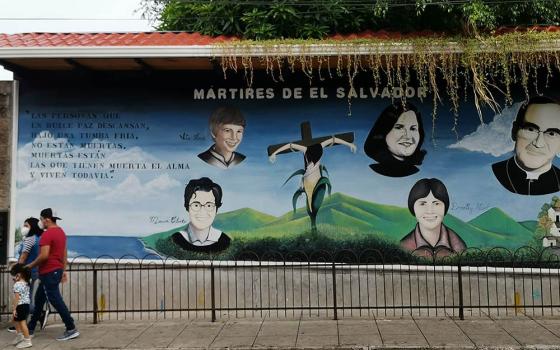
[184,177,223,209]
[304,143,323,166]
[512,96,560,141]
[407,178,450,216]
[24,217,42,237]
[364,102,426,165]
[10,263,31,283]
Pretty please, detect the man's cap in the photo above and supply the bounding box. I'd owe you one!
[40,208,62,221]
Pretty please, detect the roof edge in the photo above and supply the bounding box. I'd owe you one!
[1,40,560,59]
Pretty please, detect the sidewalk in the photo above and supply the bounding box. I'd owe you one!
[1,315,560,349]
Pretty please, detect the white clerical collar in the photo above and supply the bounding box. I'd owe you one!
[210,146,235,166]
[514,156,551,180]
[180,224,222,247]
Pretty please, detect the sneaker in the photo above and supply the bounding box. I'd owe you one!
[12,333,24,345]
[56,328,79,341]
[7,326,16,333]
[16,338,32,348]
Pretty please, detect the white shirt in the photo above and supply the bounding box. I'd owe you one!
[209,147,237,168]
[515,156,551,180]
[13,281,30,305]
[179,224,222,247]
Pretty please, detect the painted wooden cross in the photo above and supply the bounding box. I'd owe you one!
[267,121,354,156]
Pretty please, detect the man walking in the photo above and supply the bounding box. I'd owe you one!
[26,208,79,341]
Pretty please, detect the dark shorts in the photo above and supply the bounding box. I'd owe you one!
[13,304,29,322]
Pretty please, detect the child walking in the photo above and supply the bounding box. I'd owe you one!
[11,263,32,348]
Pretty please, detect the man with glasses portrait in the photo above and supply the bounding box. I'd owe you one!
[172,177,231,252]
[492,96,560,195]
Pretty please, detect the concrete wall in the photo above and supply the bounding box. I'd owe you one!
[2,263,557,323]
[0,81,14,263]
[0,81,13,209]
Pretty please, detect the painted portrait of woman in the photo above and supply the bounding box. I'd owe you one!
[363,102,426,177]
[400,178,466,258]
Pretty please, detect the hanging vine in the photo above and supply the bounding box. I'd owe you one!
[216,31,560,129]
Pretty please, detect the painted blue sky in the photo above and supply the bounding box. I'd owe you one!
[14,80,557,236]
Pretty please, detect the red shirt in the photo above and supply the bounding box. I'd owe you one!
[39,226,66,275]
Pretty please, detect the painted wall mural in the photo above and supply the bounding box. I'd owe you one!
[11,73,560,261]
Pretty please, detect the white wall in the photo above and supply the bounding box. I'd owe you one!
[0,67,13,81]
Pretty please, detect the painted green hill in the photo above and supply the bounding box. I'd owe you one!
[142,192,535,252]
[247,193,531,248]
[213,207,277,232]
[443,214,531,249]
[237,192,415,242]
[141,207,275,248]
[142,224,188,250]
[520,220,538,232]
[468,207,533,240]
[265,193,414,233]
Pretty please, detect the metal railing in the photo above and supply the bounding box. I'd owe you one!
[1,247,560,322]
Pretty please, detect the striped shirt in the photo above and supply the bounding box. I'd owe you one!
[21,236,36,254]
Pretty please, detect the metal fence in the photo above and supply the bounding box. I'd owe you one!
[1,247,560,322]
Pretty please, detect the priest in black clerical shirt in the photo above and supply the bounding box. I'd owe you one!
[492,96,560,196]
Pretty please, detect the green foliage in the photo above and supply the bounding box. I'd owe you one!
[154,226,416,263]
[141,0,560,39]
[536,196,560,237]
[153,227,558,267]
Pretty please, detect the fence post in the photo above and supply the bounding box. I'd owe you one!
[331,261,338,320]
[92,269,98,324]
[457,263,464,320]
[210,263,216,322]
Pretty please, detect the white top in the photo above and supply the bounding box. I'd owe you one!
[13,281,30,305]
[303,162,321,179]
[209,147,239,169]
[179,224,222,247]
[515,156,550,180]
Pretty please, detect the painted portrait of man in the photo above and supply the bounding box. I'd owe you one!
[492,96,560,195]
[400,178,466,258]
[198,106,246,169]
[172,177,231,253]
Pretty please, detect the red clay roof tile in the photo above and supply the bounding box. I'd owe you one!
[0,27,557,48]
[0,32,239,47]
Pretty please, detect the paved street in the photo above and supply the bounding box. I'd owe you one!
[1,315,560,349]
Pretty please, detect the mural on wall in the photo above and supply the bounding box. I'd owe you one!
[267,121,356,232]
[198,106,246,169]
[400,178,466,257]
[491,96,560,195]
[171,177,230,253]
[364,102,426,178]
[12,73,560,261]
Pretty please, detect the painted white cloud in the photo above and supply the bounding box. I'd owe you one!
[18,177,108,196]
[103,145,158,164]
[17,133,159,195]
[17,134,74,186]
[447,102,521,157]
[95,173,181,203]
